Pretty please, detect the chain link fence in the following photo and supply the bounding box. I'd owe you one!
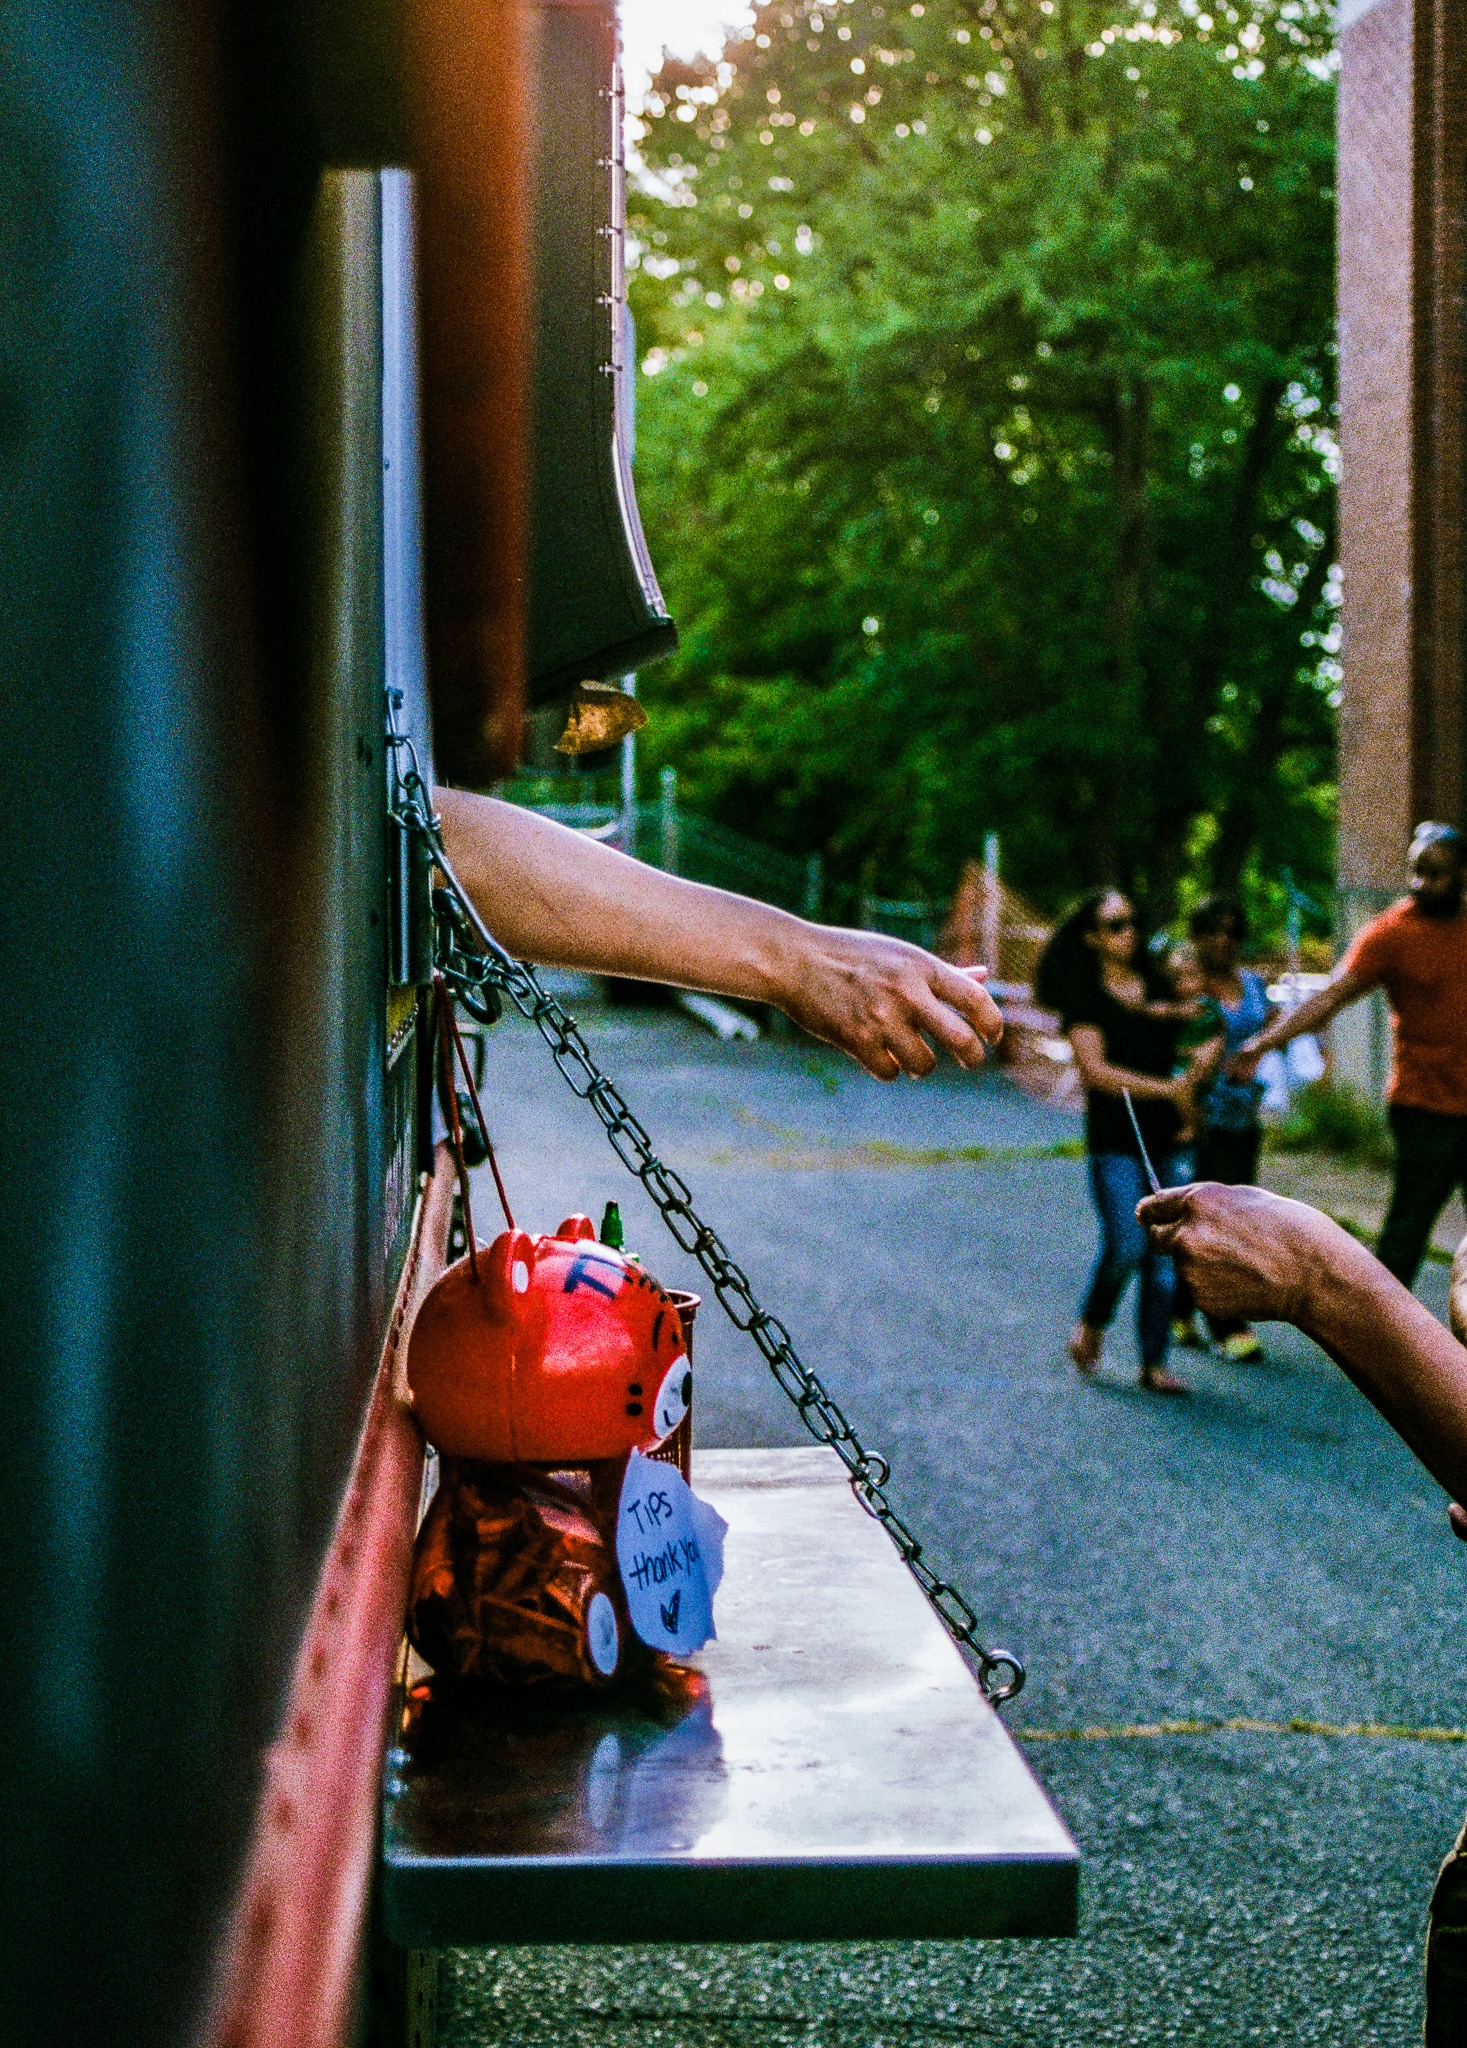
[501,788,1058,997]
[504,788,822,918]
[858,891,939,952]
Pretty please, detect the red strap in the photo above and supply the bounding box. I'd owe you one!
[433,978,481,1283]
[431,979,516,1285]
[442,983,516,1233]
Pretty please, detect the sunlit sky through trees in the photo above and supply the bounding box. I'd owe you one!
[616,0,1339,937]
[620,0,750,100]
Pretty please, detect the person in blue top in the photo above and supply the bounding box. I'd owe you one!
[1170,894,1278,1361]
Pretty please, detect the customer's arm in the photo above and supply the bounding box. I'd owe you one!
[1139,1182,1467,1508]
[1228,965,1369,1080]
[435,788,1002,1082]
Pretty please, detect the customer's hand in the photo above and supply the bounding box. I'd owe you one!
[769,927,1003,1081]
[1145,1179,1467,1519]
[1225,1043,1265,1083]
[1136,1182,1340,1325]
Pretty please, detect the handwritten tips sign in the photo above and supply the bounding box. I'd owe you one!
[616,1450,727,1656]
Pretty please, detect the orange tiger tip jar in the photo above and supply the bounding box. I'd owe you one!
[406,1212,692,1465]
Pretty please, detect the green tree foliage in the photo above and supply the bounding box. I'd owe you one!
[627,0,1338,930]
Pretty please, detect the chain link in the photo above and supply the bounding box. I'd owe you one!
[387,747,1024,1706]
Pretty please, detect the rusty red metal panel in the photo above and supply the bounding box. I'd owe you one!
[204,1150,455,2048]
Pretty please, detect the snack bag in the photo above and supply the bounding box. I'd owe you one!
[408,1462,626,1687]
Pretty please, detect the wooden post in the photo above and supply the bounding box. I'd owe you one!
[619,675,637,855]
[982,832,1001,982]
[660,764,679,874]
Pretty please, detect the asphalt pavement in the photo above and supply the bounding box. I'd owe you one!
[440,984,1465,2046]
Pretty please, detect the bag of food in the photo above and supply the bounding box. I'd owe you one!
[408,1461,629,1687]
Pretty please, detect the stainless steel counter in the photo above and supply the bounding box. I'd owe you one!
[383,1446,1078,1944]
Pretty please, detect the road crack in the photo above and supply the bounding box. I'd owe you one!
[1021,1715,1467,1743]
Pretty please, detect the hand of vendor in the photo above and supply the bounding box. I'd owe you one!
[759,923,1001,1080]
[436,788,1002,1081]
[1137,1181,1467,1517]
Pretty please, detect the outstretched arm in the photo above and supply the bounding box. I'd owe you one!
[1139,1182,1467,1510]
[435,787,1002,1082]
[1228,966,1368,1080]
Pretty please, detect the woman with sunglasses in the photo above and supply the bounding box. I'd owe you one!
[1036,889,1195,1394]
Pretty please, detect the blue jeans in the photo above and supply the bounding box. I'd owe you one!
[1082,1151,1189,1369]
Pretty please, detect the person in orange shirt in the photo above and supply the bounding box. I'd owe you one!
[1231,822,1467,1287]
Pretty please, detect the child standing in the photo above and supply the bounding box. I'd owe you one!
[1170,899,1277,1360]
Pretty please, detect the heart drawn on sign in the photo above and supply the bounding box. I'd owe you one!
[616,1450,726,1655]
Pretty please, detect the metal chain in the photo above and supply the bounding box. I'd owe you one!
[387,742,1024,1705]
